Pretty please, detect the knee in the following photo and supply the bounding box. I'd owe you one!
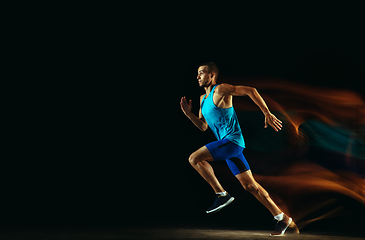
[243,183,269,198]
[242,183,259,194]
[188,154,198,166]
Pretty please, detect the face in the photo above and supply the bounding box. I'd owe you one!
[197,65,213,88]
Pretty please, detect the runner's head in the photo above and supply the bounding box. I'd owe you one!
[197,62,219,88]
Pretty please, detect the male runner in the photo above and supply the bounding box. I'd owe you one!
[180,62,296,236]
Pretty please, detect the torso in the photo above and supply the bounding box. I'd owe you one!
[203,84,232,109]
[200,84,245,148]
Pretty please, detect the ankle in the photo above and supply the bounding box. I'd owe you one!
[274,212,284,221]
[215,191,227,197]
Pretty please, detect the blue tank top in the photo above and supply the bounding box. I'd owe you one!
[201,84,245,148]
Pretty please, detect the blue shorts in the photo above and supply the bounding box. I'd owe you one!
[205,139,250,176]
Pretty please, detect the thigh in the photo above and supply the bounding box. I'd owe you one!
[190,145,214,162]
[235,169,256,184]
[226,152,251,176]
[205,139,243,161]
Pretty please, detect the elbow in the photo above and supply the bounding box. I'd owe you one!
[200,124,208,131]
[247,87,257,96]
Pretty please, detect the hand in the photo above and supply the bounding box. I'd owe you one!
[180,96,192,116]
[264,112,282,132]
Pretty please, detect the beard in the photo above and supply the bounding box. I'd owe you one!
[199,80,209,88]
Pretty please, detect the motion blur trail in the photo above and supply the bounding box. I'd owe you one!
[220,78,365,229]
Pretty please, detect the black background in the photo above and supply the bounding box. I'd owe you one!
[5,2,364,234]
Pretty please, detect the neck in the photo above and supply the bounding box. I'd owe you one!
[204,81,216,95]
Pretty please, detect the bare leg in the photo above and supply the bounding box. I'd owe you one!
[235,170,282,216]
[189,146,225,193]
[235,170,299,235]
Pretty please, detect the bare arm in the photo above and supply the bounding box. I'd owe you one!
[180,96,208,131]
[219,83,282,131]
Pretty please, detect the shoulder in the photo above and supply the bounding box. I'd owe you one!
[217,83,233,89]
[216,83,235,95]
[200,94,205,102]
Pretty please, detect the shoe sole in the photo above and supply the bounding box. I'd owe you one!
[270,217,292,237]
[206,197,235,214]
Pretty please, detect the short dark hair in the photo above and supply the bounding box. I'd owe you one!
[199,62,219,78]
